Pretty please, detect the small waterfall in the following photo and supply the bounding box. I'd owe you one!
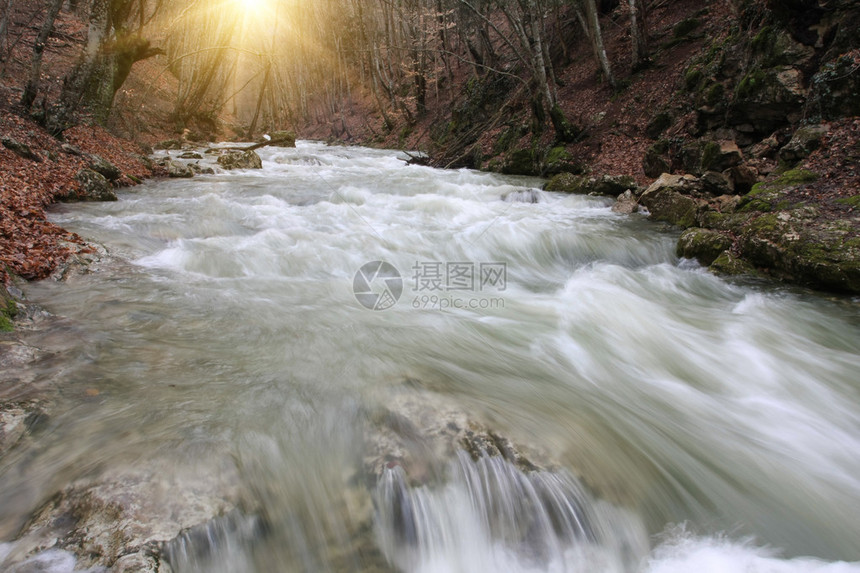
[374,451,648,572]
[502,188,545,203]
[162,512,265,573]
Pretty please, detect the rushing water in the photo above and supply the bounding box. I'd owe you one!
[2,142,860,572]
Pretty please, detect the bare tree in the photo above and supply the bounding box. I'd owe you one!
[21,0,64,110]
[0,0,14,65]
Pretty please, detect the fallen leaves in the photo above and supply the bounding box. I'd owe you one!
[1,110,153,284]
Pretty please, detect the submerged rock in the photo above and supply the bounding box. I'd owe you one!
[502,189,543,203]
[7,465,240,572]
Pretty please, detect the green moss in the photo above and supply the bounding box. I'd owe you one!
[684,68,704,92]
[777,169,818,185]
[545,146,569,165]
[0,295,16,332]
[739,198,773,213]
[677,228,734,265]
[710,251,755,275]
[736,69,766,99]
[750,26,774,54]
[835,195,860,208]
[739,170,818,212]
[704,82,724,106]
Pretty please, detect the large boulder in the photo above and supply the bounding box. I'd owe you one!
[167,160,194,178]
[611,190,639,214]
[677,228,734,265]
[778,124,829,165]
[638,174,705,228]
[545,174,637,197]
[6,466,240,572]
[1,137,41,162]
[807,53,860,120]
[69,169,117,201]
[500,148,539,176]
[86,153,122,181]
[643,140,671,178]
[217,150,263,170]
[729,66,807,135]
[268,131,297,147]
[542,146,587,176]
[701,140,743,172]
[737,209,860,293]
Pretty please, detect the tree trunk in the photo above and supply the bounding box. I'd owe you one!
[49,0,160,132]
[628,0,649,70]
[583,0,616,89]
[21,0,64,110]
[247,62,271,140]
[0,0,13,63]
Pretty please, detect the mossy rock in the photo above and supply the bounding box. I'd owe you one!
[545,173,587,193]
[778,125,828,166]
[737,169,818,212]
[750,26,814,68]
[735,210,860,293]
[645,112,673,139]
[684,68,704,92]
[710,251,755,275]
[1,289,18,332]
[494,125,526,155]
[544,173,636,197]
[543,146,587,176]
[68,169,118,202]
[638,174,703,228]
[501,148,539,176]
[643,139,671,178]
[704,82,725,106]
[701,141,742,172]
[677,228,734,265]
[217,150,263,170]
[807,54,860,119]
[268,131,297,147]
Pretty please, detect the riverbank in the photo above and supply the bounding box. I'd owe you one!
[1,108,156,287]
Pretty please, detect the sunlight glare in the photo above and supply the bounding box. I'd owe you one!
[237,0,266,14]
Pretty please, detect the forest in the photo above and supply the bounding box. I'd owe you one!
[1,0,645,143]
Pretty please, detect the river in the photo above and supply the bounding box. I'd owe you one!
[2,142,860,572]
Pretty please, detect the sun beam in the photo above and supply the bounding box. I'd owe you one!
[237,0,265,12]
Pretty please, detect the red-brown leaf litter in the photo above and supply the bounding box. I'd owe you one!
[1,112,153,284]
